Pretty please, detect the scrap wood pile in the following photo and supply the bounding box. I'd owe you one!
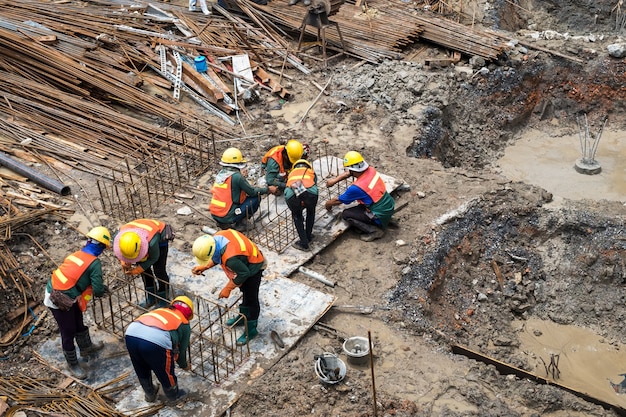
[240,0,510,62]
[0,373,161,416]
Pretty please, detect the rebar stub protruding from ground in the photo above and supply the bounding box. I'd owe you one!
[574,158,602,175]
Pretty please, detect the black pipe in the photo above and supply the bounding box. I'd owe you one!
[0,151,71,196]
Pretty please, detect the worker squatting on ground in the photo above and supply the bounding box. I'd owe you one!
[285,159,319,252]
[113,219,175,309]
[325,151,395,242]
[210,148,277,231]
[44,226,112,380]
[191,230,266,345]
[124,296,194,405]
[261,139,306,195]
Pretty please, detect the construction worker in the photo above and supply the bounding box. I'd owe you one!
[285,159,318,251]
[113,219,175,308]
[325,151,395,242]
[261,139,304,194]
[210,147,277,230]
[191,231,266,345]
[125,295,194,405]
[44,226,112,379]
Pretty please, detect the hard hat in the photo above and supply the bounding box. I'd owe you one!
[192,234,216,266]
[285,140,304,164]
[87,226,112,248]
[220,147,247,166]
[293,159,312,169]
[343,151,369,172]
[172,295,194,320]
[118,231,141,260]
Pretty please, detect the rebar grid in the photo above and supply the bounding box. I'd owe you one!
[91,273,249,384]
[247,150,352,253]
[96,124,215,222]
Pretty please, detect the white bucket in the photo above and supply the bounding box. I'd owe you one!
[314,353,346,384]
[342,336,370,366]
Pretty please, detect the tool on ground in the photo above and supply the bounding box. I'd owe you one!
[330,305,390,314]
[270,330,285,349]
[298,266,335,287]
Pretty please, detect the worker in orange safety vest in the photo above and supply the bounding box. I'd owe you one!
[44,226,112,380]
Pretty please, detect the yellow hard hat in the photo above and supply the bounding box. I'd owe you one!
[293,159,312,169]
[119,231,141,260]
[172,295,194,320]
[220,147,247,165]
[192,234,216,266]
[87,226,112,248]
[285,140,304,164]
[343,151,368,172]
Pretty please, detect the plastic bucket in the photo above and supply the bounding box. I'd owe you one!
[314,353,346,384]
[342,336,370,366]
[194,56,207,73]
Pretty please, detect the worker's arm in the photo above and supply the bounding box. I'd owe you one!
[235,172,272,196]
[324,197,342,211]
[326,170,350,187]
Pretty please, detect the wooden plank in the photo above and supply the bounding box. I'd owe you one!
[181,61,224,103]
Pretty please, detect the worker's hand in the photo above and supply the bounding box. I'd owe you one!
[120,260,132,271]
[218,286,233,299]
[125,266,144,275]
[325,178,336,188]
[268,185,278,195]
[191,265,206,275]
[325,200,335,211]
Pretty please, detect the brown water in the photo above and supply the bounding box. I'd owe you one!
[497,128,626,203]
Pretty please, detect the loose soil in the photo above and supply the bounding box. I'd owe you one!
[2,0,626,416]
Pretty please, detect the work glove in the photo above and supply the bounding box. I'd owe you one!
[96,285,111,298]
[218,280,238,299]
[191,265,207,276]
[125,266,144,275]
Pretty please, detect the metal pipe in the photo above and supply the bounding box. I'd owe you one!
[0,151,70,195]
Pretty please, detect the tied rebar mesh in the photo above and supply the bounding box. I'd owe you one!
[91,272,249,384]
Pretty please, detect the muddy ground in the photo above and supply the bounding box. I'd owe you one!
[1,0,626,416]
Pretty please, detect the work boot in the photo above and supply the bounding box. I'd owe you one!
[139,286,156,309]
[361,227,384,242]
[138,377,160,403]
[226,305,249,327]
[292,241,310,252]
[63,349,87,380]
[76,329,104,356]
[156,290,169,307]
[164,385,188,405]
[303,0,311,5]
[236,319,259,346]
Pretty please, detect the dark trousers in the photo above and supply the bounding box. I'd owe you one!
[125,335,178,390]
[51,304,88,351]
[341,205,381,227]
[233,195,260,224]
[240,269,263,320]
[142,243,170,294]
[286,191,318,247]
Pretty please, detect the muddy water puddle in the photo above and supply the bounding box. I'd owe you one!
[514,318,626,409]
[497,128,626,203]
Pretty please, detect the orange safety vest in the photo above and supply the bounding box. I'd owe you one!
[261,145,287,174]
[136,307,189,330]
[51,251,96,312]
[352,167,386,204]
[209,175,246,218]
[216,229,264,279]
[286,166,315,188]
[120,219,165,241]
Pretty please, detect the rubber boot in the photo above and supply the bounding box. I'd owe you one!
[156,290,169,307]
[138,377,160,402]
[76,329,104,356]
[139,286,156,309]
[226,306,249,327]
[164,385,188,405]
[63,349,87,380]
[236,319,258,346]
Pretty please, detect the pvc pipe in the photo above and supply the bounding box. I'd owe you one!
[298,266,336,287]
[0,151,70,195]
